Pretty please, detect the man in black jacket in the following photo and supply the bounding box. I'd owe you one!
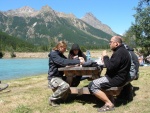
[88,36,131,112]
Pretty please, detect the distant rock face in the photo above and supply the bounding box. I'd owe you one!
[3,6,39,17]
[2,6,116,35]
[81,13,116,36]
[0,5,116,46]
[56,11,76,18]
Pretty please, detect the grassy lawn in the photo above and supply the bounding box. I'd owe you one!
[0,66,150,113]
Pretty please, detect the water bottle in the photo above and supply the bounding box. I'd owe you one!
[86,50,91,61]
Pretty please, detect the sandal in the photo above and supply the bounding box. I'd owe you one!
[97,105,115,112]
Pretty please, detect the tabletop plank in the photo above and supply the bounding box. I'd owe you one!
[58,66,100,71]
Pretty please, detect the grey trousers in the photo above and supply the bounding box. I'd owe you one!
[48,77,70,100]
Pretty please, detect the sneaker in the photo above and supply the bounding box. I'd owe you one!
[49,99,60,107]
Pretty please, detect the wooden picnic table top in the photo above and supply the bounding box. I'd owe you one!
[58,66,101,71]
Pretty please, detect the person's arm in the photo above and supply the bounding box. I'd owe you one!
[102,50,122,71]
[51,52,80,66]
[68,54,72,59]
[82,53,87,61]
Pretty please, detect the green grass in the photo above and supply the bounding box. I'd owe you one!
[0,66,150,113]
[11,105,32,113]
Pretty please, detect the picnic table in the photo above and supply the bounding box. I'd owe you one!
[58,66,125,97]
[58,65,132,105]
[58,66,102,95]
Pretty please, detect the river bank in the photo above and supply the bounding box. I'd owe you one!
[3,52,49,58]
[2,50,112,58]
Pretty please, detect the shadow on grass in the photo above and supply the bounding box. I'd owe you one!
[64,85,139,108]
[65,94,104,108]
[115,86,139,107]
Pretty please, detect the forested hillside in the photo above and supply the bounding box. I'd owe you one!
[0,31,43,52]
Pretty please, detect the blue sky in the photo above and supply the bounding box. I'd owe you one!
[0,0,139,35]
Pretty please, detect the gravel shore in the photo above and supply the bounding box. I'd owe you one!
[3,50,112,58]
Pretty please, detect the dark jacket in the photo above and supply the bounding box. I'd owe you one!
[68,44,87,61]
[48,50,80,80]
[103,44,131,87]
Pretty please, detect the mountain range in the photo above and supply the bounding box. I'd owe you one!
[0,5,117,48]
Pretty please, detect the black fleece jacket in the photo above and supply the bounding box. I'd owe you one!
[48,50,80,80]
[103,44,131,86]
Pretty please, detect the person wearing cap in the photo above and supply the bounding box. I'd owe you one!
[68,43,87,86]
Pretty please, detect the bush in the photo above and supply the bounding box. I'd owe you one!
[0,51,4,58]
[10,52,16,58]
[80,46,86,52]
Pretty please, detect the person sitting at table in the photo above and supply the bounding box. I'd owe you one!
[48,41,85,107]
[88,36,131,112]
[68,43,87,87]
[137,53,144,66]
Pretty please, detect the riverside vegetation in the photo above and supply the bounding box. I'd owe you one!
[0,66,150,113]
[0,30,110,58]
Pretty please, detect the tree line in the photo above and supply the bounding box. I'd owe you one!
[0,31,109,58]
[123,0,150,56]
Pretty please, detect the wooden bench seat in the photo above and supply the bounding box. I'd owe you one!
[70,86,123,96]
[70,80,131,97]
[69,83,130,104]
[104,81,131,97]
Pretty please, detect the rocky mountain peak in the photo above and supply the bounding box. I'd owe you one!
[40,5,54,13]
[83,13,98,21]
[81,12,115,36]
[4,6,38,17]
[37,5,58,23]
[16,6,35,13]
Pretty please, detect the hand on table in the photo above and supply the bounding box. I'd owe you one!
[73,55,78,59]
[79,57,85,65]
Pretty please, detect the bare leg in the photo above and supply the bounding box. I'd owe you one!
[93,90,114,107]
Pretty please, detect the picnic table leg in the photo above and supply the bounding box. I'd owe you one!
[107,95,115,104]
[66,76,73,86]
